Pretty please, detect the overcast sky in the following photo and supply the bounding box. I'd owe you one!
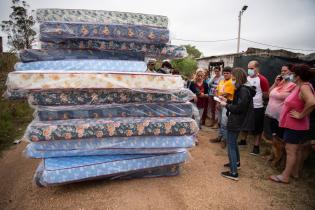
[0,0,314,56]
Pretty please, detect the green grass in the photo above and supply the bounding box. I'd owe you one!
[0,53,33,155]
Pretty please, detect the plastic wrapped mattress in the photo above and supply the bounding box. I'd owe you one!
[19,49,145,62]
[6,72,184,91]
[35,103,193,121]
[34,152,187,186]
[26,117,199,141]
[24,135,195,158]
[36,9,168,28]
[40,22,170,44]
[14,60,146,72]
[41,40,187,59]
[27,89,194,106]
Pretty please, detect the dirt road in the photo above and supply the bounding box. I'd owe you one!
[0,128,314,210]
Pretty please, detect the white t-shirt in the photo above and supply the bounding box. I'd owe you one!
[247,75,269,108]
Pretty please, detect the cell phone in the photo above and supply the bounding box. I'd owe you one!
[277,75,283,81]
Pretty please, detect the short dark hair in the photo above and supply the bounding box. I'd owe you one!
[161,61,173,69]
[292,64,314,82]
[283,63,293,71]
[222,66,232,73]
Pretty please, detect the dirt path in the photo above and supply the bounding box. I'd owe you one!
[0,128,314,210]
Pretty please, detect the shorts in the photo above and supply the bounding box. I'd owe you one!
[252,108,265,135]
[304,120,315,141]
[283,128,307,144]
[266,116,284,138]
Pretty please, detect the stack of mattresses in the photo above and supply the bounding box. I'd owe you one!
[5,9,197,187]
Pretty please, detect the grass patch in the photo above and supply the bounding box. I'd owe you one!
[0,53,33,155]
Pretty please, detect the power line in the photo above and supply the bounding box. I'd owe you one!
[172,37,315,52]
[173,38,237,43]
[241,38,315,52]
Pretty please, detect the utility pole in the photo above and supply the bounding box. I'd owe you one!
[237,5,248,53]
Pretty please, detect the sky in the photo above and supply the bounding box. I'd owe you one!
[0,0,315,56]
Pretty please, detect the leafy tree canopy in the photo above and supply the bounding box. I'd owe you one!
[1,0,36,52]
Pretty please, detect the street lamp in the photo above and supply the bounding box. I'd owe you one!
[237,5,248,53]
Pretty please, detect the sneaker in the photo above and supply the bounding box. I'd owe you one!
[238,139,247,146]
[250,146,260,156]
[224,162,241,169]
[209,137,221,143]
[221,171,239,181]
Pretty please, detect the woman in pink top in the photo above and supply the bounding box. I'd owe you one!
[269,64,315,184]
[265,64,296,138]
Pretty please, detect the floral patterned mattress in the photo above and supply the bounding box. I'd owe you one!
[25,135,194,158]
[19,49,145,62]
[35,103,193,121]
[41,40,187,59]
[36,9,168,28]
[6,72,184,91]
[14,60,146,72]
[26,117,198,141]
[27,89,194,106]
[40,22,169,44]
[34,152,186,186]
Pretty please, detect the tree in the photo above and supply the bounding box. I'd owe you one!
[171,57,197,78]
[184,44,202,59]
[1,0,36,52]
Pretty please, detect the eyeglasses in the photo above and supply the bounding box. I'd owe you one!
[248,67,254,70]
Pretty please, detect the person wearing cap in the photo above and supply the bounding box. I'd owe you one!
[146,59,157,73]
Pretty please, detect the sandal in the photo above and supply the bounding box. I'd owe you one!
[268,175,289,184]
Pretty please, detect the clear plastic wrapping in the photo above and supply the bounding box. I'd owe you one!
[40,40,188,59]
[34,102,193,121]
[19,49,145,62]
[25,117,199,141]
[40,22,170,44]
[27,88,194,106]
[33,151,187,187]
[34,164,180,187]
[14,60,146,72]
[24,135,195,158]
[6,72,184,91]
[36,9,169,28]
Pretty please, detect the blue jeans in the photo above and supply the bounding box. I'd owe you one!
[219,125,227,140]
[227,130,240,174]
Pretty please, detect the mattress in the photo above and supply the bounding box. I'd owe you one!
[41,40,187,59]
[24,135,195,158]
[36,9,168,28]
[40,22,169,44]
[14,60,146,72]
[6,72,184,91]
[34,152,187,186]
[35,102,193,121]
[26,117,199,141]
[28,88,194,106]
[35,164,180,186]
[19,49,145,62]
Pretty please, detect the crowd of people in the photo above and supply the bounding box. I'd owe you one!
[144,58,315,182]
[186,61,315,182]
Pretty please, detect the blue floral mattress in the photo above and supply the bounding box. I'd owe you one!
[35,103,193,121]
[19,49,145,62]
[28,89,194,106]
[24,135,195,158]
[26,117,198,141]
[34,152,185,186]
[40,22,170,44]
[41,40,187,59]
[14,60,146,72]
[36,9,168,28]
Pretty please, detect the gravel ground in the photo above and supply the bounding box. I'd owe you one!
[0,127,314,210]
